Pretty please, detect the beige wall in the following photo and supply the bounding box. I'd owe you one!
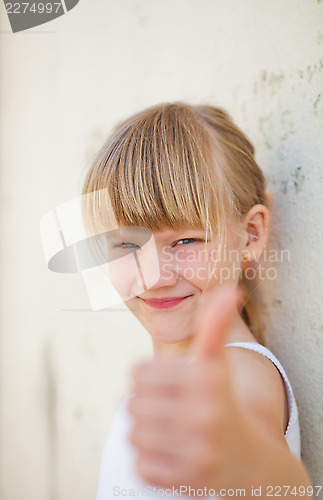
[1,1,322,499]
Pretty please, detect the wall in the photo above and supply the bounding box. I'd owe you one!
[0,1,322,498]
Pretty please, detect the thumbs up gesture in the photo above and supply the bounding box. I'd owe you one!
[127,284,249,492]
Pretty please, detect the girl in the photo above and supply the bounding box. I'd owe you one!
[82,103,312,498]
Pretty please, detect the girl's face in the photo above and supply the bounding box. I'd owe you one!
[108,224,243,353]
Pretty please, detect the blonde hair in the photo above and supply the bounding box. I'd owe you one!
[82,102,269,344]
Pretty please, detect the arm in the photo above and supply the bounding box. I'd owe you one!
[223,347,313,497]
[241,426,313,497]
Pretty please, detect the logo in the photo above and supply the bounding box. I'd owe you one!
[3,0,79,33]
[40,190,161,311]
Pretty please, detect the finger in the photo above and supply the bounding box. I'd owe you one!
[194,284,245,360]
[136,445,211,490]
[136,452,183,488]
[127,394,184,421]
[131,421,213,464]
[127,387,219,429]
[130,422,185,457]
[131,356,191,389]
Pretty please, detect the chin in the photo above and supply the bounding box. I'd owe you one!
[148,322,193,345]
[151,331,194,353]
[124,296,195,348]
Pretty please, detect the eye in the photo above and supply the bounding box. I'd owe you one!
[115,242,140,249]
[173,238,201,246]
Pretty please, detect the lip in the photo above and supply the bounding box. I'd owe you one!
[139,295,193,309]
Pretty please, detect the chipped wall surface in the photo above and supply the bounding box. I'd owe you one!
[1,1,322,499]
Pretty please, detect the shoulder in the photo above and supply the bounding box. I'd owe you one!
[225,345,289,444]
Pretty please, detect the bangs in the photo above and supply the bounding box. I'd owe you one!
[83,103,228,237]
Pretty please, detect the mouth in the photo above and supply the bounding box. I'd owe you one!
[139,295,193,310]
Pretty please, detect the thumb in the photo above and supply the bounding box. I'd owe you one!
[193,284,245,360]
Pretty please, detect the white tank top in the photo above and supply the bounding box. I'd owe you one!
[96,342,301,499]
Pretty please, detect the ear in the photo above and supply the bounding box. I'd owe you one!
[241,204,270,264]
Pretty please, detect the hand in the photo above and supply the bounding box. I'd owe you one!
[127,285,248,491]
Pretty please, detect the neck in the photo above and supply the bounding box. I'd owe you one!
[152,313,255,359]
[152,337,194,359]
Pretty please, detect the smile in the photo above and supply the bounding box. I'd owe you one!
[139,295,193,310]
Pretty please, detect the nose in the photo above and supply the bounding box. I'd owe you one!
[135,242,179,291]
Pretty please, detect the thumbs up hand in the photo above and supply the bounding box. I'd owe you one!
[192,284,244,359]
[127,284,252,492]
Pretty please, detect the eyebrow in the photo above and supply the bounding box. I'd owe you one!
[152,228,211,240]
[117,226,212,241]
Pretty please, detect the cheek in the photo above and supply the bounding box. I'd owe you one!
[175,251,217,288]
[109,259,144,300]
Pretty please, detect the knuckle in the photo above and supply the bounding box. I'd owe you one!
[190,440,217,477]
[129,427,140,446]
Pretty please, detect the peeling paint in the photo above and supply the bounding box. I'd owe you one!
[281,111,295,140]
[317,30,323,45]
[292,167,305,193]
[258,70,285,94]
[280,167,305,194]
[261,70,267,82]
[269,73,285,87]
[259,115,273,149]
[307,65,315,82]
[314,93,322,114]
[291,59,323,81]
[306,59,323,81]
[281,180,288,194]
